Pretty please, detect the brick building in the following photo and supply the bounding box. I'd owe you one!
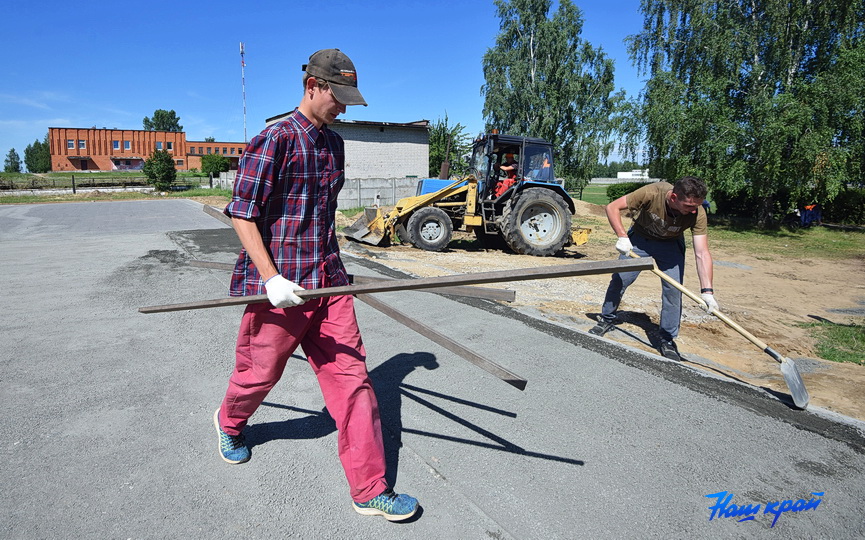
[48,127,245,172]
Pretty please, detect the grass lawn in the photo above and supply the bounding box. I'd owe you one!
[0,186,231,205]
[799,320,865,365]
[707,222,864,260]
[571,183,610,206]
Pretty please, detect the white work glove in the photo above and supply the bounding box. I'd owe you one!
[700,292,719,313]
[264,275,306,308]
[615,236,633,255]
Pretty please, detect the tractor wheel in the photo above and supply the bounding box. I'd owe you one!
[501,187,572,256]
[407,207,453,252]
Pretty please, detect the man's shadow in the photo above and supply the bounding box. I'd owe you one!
[247,350,585,491]
[588,310,661,348]
[369,352,440,487]
[246,352,439,489]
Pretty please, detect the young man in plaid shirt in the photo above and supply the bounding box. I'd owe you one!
[213,49,418,522]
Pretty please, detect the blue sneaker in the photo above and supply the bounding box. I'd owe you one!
[213,409,250,464]
[353,488,419,521]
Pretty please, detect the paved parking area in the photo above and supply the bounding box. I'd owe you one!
[2,199,864,539]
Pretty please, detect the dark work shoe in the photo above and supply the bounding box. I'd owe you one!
[658,339,681,361]
[589,319,617,336]
[353,488,419,521]
[214,409,250,464]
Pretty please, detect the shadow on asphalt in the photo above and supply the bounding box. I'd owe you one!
[247,350,584,492]
[586,310,659,349]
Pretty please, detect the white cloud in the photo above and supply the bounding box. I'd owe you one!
[0,91,72,110]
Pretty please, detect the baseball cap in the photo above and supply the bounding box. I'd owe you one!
[302,48,368,106]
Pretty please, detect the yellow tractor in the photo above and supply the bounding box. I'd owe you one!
[343,133,589,256]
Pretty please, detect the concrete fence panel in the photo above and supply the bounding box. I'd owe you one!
[337,178,420,210]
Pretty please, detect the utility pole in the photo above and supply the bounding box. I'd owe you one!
[240,42,247,143]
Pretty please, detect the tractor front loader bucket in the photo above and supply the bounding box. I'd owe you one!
[343,207,388,246]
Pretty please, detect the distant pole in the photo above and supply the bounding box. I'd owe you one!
[240,42,247,143]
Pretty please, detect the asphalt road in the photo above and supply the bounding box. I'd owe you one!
[2,199,864,539]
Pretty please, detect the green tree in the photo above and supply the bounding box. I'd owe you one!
[627,0,865,222]
[204,136,215,142]
[24,134,51,173]
[201,153,231,177]
[143,109,183,132]
[143,150,177,191]
[591,160,643,178]
[4,148,21,173]
[481,0,625,183]
[428,114,472,178]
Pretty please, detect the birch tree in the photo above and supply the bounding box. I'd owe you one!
[628,0,865,220]
[481,0,625,182]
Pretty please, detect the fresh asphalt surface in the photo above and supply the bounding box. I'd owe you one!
[2,199,864,539]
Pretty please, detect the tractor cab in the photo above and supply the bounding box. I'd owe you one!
[470,133,559,200]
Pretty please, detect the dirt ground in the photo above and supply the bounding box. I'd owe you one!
[333,200,865,422]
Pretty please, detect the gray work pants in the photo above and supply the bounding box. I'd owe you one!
[599,231,686,341]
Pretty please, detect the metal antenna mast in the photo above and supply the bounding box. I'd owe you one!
[240,42,247,143]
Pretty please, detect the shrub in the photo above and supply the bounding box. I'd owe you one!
[143,150,177,191]
[823,187,865,225]
[201,154,230,177]
[606,182,649,202]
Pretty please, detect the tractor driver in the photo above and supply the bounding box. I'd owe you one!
[492,153,519,198]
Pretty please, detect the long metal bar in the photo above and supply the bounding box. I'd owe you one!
[139,258,652,314]
[350,275,515,302]
[355,293,527,391]
[188,260,234,271]
[185,261,516,302]
[202,204,233,226]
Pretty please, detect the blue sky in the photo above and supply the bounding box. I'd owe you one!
[2,0,647,166]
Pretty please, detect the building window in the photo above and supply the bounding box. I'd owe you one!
[156,141,163,150]
[113,140,120,150]
[175,159,184,166]
[223,147,228,154]
[167,142,173,151]
[207,147,212,154]
[79,140,86,149]
[230,148,236,155]
[124,141,131,150]
[67,140,75,149]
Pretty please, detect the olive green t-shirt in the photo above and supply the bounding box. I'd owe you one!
[627,181,708,240]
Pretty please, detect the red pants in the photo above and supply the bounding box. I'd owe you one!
[219,294,387,502]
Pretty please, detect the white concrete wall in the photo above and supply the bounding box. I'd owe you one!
[329,123,429,180]
[616,169,650,180]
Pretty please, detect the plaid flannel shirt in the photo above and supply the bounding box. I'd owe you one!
[224,110,349,296]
